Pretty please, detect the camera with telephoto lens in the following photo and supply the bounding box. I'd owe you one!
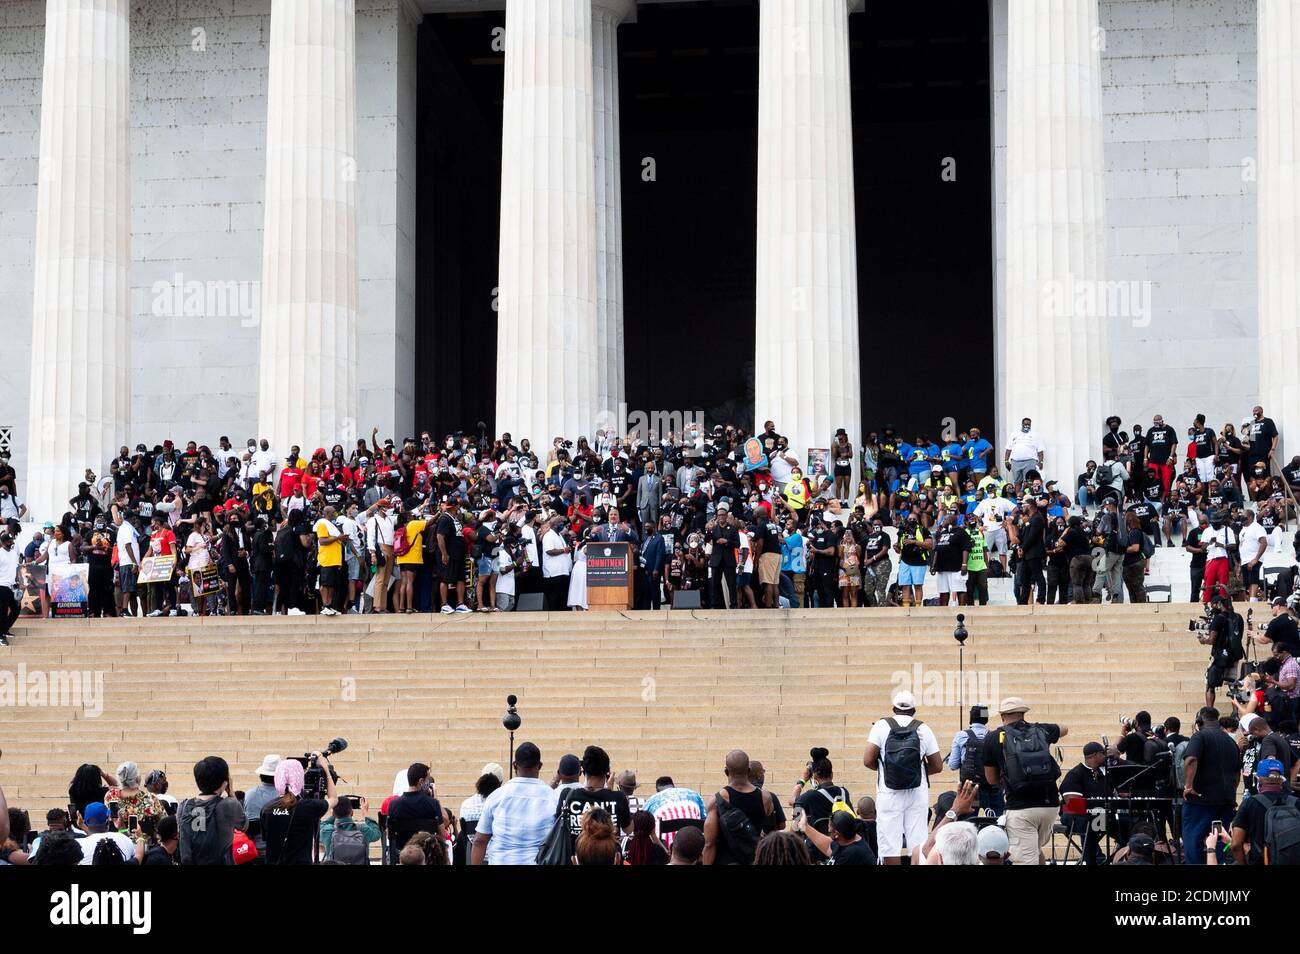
[299,737,348,800]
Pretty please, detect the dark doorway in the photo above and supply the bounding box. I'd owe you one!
[415,0,992,441]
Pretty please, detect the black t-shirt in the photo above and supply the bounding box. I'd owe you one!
[1145,425,1179,464]
[1231,790,1293,864]
[436,512,465,560]
[829,837,877,866]
[1123,528,1146,566]
[981,721,1063,809]
[1128,502,1158,530]
[932,527,970,573]
[385,791,444,855]
[143,844,179,866]
[1183,727,1241,806]
[750,520,779,556]
[1192,428,1215,459]
[260,797,329,865]
[558,786,631,841]
[809,527,838,572]
[899,526,931,567]
[1185,526,1207,569]
[1246,418,1278,460]
[1265,615,1300,656]
[794,783,851,832]
[861,529,890,561]
[1061,526,1091,560]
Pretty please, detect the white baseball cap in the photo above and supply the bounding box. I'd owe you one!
[892,690,916,711]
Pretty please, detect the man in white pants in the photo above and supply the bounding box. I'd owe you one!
[863,690,943,865]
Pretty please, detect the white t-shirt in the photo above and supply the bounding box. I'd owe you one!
[868,714,941,794]
[768,453,794,487]
[541,529,572,578]
[251,449,277,481]
[115,521,140,566]
[0,545,18,588]
[186,532,210,569]
[77,831,134,865]
[496,549,516,597]
[1202,526,1236,562]
[340,516,363,552]
[1239,522,1268,564]
[1005,431,1043,463]
[368,512,394,551]
[975,497,1013,531]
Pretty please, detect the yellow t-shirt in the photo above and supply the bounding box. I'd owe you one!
[397,519,427,565]
[314,518,343,567]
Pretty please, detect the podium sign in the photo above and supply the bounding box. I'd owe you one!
[586,541,634,610]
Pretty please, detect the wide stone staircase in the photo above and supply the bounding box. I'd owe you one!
[0,604,1213,826]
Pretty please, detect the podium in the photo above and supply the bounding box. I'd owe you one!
[585,540,634,611]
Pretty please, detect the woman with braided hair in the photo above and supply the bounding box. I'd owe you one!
[752,831,813,865]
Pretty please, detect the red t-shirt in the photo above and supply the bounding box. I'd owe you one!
[278,466,304,498]
[149,528,176,556]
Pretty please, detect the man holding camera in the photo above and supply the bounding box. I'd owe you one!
[1197,590,1244,709]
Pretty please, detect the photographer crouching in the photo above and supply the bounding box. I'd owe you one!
[1193,588,1246,710]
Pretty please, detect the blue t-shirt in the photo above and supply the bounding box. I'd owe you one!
[906,443,938,476]
[941,443,963,471]
[961,492,979,513]
[962,438,993,473]
[782,532,805,573]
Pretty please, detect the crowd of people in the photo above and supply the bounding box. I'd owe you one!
[0,406,1296,644]
[4,687,1298,866]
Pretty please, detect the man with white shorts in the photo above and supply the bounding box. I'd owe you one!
[975,492,1013,575]
[929,514,971,606]
[863,690,943,865]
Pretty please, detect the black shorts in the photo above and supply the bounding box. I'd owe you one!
[319,565,345,588]
[1206,662,1231,691]
[1242,562,1262,588]
[439,555,462,584]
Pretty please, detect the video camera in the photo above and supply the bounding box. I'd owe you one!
[293,737,348,800]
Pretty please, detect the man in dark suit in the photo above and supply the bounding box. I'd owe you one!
[639,528,667,610]
[709,503,740,609]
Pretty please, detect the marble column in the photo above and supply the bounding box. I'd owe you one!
[592,0,632,424]
[1259,0,1300,459]
[26,0,132,523]
[496,0,600,444]
[258,0,359,455]
[754,0,862,477]
[1003,0,1109,486]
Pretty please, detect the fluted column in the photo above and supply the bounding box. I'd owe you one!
[497,0,600,444]
[258,0,359,454]
[754,0,862,478]
[592,0,632,420]
[1003,0,1109,485]
[26,0,132,523]
[1259,0,1300,459]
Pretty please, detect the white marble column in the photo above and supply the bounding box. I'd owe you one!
[258,0,359,455]
[26,0,132,523]
[1259,0,1300,459]
[592,0,632,423]
[754,0,862,477]
[497,0,600,444]
[1003,0,1109,485]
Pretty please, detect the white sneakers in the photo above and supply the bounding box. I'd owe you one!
[321,607,339,616]
[439,605,454,614]
[455,604,471,613]
[287,607,306,616]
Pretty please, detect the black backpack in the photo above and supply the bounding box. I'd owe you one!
[712,789,771,864]
[881,718,925,790]
[1224,613,1246,664]
[180,797,225,865]
[959,729,985,787]
[1001,722,1060,793]
[1264,795,1300,865]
